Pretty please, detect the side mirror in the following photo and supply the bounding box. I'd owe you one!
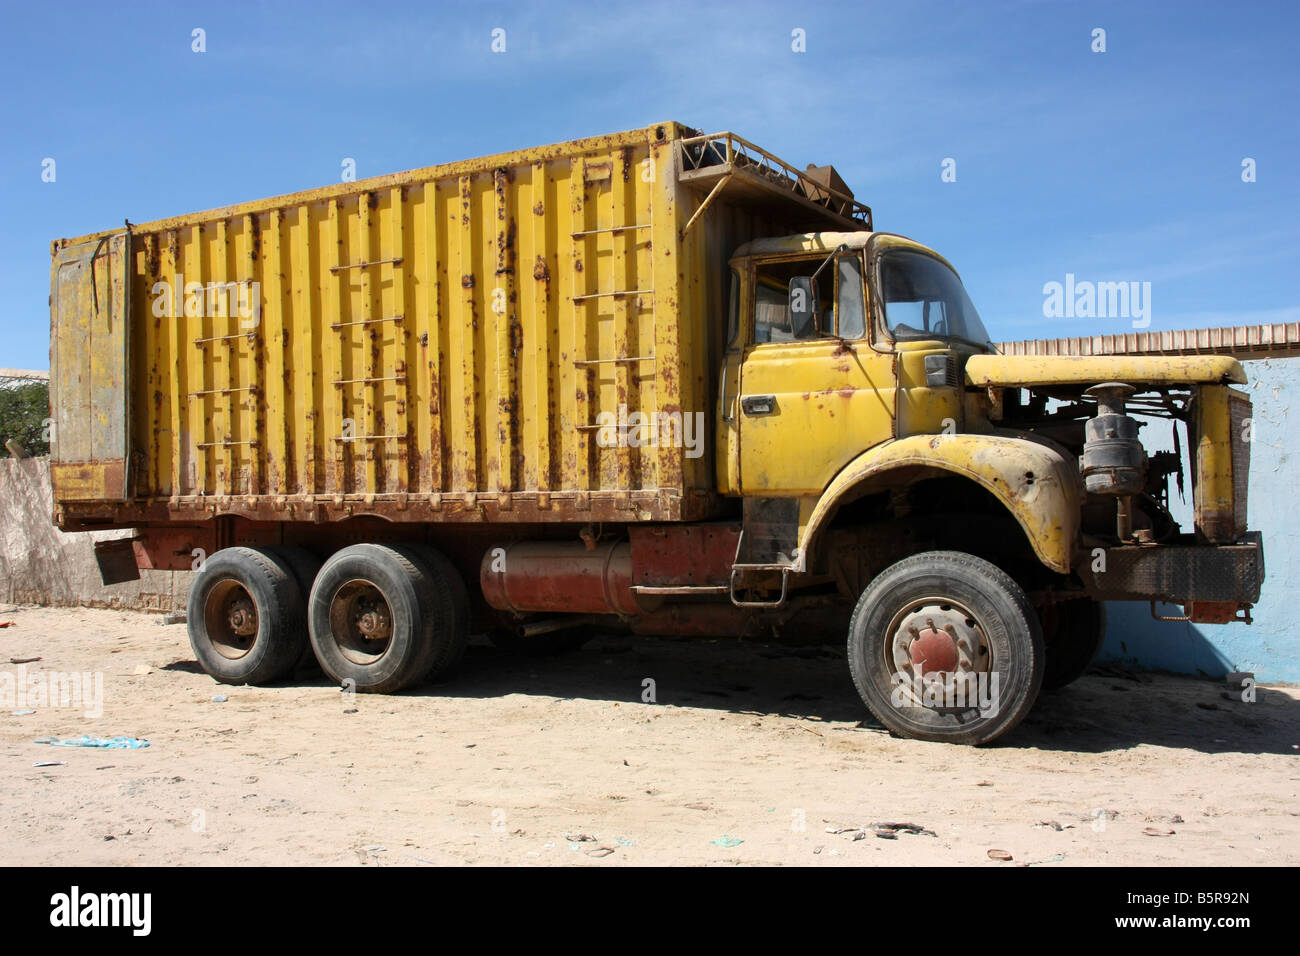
[788,276,818,338]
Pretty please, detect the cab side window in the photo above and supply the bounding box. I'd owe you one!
[752,254,865,343]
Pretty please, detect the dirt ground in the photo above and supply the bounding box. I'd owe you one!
[1,604,1296,866]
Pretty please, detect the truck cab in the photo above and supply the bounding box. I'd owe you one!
[713,228,1262,743]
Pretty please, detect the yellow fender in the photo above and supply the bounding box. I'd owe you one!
[797,433,1081,575]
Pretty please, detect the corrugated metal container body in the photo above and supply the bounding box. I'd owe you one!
[51,123,853,529]
[50,126,705,525]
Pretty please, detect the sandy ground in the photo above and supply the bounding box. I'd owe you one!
[0,604,1296,867]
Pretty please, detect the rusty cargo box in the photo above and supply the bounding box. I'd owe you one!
[50,123,869,531]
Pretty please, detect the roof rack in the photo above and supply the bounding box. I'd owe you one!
[676,131,872,232]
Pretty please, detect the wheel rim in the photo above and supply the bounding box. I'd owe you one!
[327,579,395,665]
[204,579,260,660]
[883,596,993,711]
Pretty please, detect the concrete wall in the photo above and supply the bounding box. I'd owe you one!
[0,457,192,611]
[1098,355,1298,682]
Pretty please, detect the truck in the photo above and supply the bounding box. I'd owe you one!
[48,122,1264,744]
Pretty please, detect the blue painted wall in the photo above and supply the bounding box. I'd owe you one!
[1097,356,1298,682]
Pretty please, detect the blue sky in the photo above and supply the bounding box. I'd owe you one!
[2,0,1296,370]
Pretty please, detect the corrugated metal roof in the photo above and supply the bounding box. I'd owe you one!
[996,324,1300,361]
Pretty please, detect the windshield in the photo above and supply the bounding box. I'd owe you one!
[879,249,991,347]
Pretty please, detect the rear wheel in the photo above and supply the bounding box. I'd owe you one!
[268,546,324,675]
[405,544,471,679]
[187,547,307,686]
[307,544,457,693]
[847,551,1044,745]
[1040,598,1106,690]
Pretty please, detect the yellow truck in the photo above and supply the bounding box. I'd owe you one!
[49,123,1263,743]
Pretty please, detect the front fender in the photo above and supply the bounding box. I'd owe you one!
[797,434,1082,575]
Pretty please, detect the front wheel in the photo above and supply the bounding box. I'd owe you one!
[847,551,1044,745]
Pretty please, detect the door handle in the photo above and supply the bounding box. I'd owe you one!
[741,394,776,416]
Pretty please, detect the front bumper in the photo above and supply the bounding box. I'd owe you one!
[1081,531,1264,606]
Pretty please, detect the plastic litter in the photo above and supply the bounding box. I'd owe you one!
[34,735,150,749]
[211,694,228,703]
[710,835,743,848]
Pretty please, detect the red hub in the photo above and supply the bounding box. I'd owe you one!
[909,627,959,675]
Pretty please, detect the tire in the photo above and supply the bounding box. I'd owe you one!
[405,544,471,679]
[268,546,324,675]
[307,543,453,693]
[847,550,1044,745]
[1040,598,1106,691]
[187,547,307,686]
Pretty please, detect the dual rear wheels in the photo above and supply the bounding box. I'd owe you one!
[187,543,467,693]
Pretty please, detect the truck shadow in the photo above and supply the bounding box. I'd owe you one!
[391,633,1300,756]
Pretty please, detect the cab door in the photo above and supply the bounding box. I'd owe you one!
[737,250,895,496]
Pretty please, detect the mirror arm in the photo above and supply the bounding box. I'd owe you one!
[810,243,849,283]
[807,244,848,336]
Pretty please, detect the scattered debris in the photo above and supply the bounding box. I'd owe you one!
[1034,820,1074,831]
[160,611,187,625]
[9,656,40,664]
[34,735,150,749]
[11,709,35,717]
[828,821,936,840]
[0,622,16,629]
[586,846,615,857]
[211,694,228,703]
[987,849,1014,861]
[710,835,743,848]
[33,761,66,768]
[872,822,936,837]
[1143,827,1176,837]
[565,833,595,843]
